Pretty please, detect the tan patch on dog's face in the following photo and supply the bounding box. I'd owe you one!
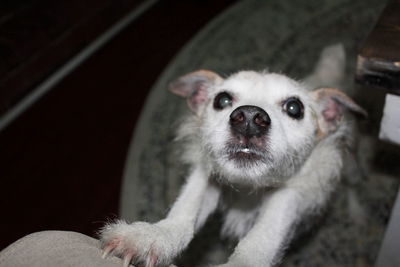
[310,108,326,140]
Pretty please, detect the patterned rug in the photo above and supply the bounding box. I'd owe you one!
[120,0,399,266]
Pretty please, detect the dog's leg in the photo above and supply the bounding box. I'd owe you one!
[100,165,211,267]
[194,181,221,231]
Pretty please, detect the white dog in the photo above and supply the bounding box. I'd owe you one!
[99,45,366,267]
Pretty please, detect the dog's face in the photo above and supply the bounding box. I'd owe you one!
[170,70,366,187]
[201,71,317,184]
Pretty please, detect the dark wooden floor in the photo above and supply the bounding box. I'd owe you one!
[0,0,235,250]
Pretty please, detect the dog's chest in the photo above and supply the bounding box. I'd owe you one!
[218,186,269,239]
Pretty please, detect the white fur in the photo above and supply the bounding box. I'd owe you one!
[99,45,363,267]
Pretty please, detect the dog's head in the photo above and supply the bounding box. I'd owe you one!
[169,70,366,186]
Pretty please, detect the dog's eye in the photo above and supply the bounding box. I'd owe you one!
[283,98,304,119]
[214,92,233,110]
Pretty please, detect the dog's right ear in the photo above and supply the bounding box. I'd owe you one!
[168,70,223,115]
[312,88,367,137]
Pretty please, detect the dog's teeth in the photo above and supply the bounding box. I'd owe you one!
[242,148,250,153]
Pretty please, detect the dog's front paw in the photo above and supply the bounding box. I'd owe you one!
[99,220,176,267]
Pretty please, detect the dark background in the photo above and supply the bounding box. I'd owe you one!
[0,0,236,250]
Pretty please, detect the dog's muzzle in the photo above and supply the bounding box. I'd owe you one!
[227,105,270,163]
[229,105,270,138]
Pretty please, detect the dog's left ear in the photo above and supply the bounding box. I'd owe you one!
[169,70,223,115]
[312,88,367,135]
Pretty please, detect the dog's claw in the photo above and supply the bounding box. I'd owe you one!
[122,253,134,267]
[145,249,157,267]
[102,243,115,259]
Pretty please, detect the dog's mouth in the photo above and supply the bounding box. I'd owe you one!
[224,133,269,163]
[225,144,267,163]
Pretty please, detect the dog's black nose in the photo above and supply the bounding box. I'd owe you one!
[229,105,271,138]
